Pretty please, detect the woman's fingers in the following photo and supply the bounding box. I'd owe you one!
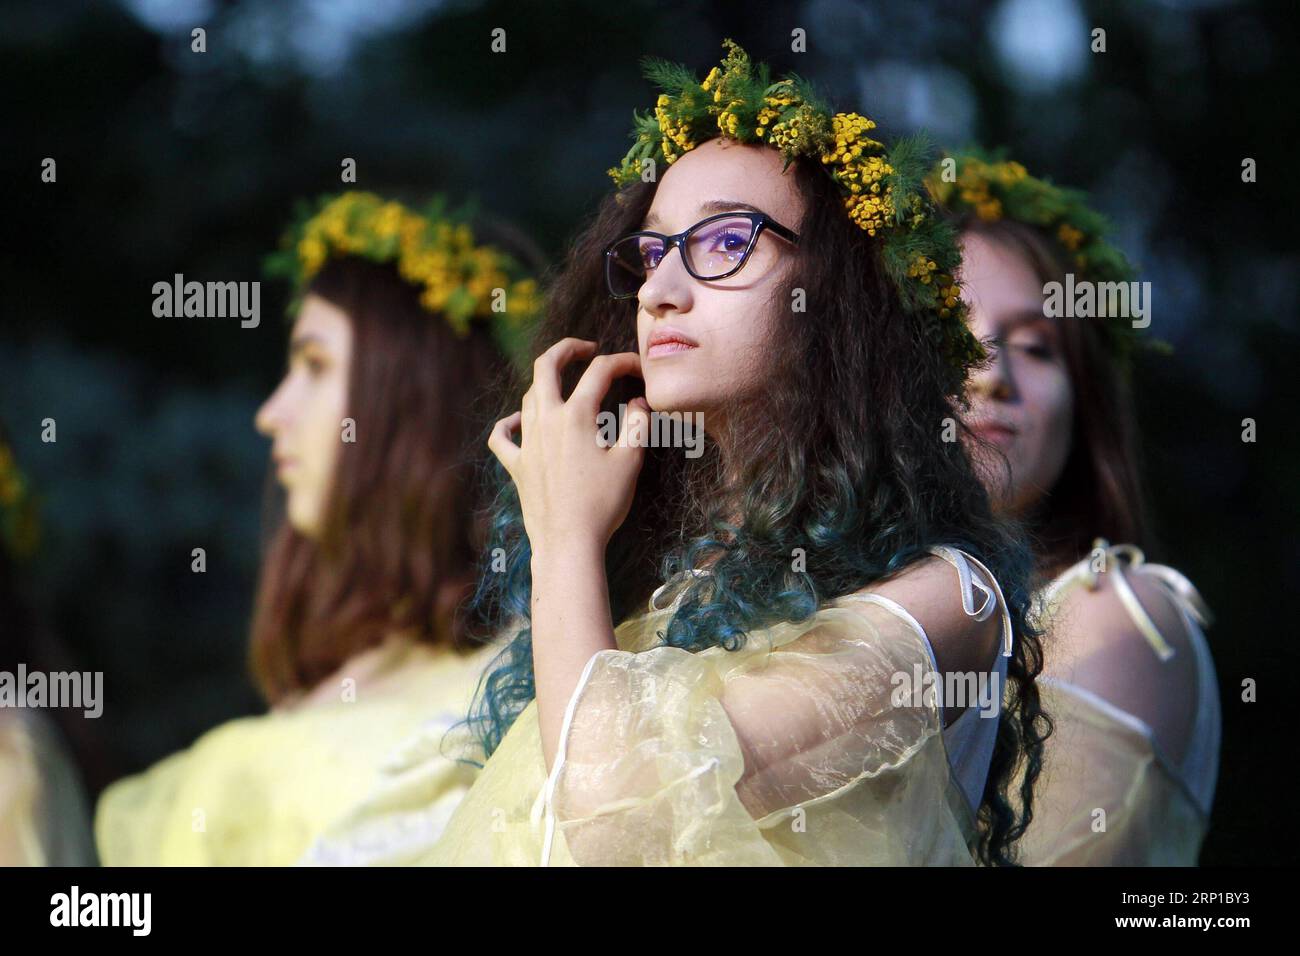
[531,338,598,405]
[487,411,523,474]
[613,397,652,463]
[521,385,536,426]
[568,352,643,413]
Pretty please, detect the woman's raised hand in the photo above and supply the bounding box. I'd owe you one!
[488,338,649,556]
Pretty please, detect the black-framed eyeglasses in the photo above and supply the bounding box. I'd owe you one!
[603,211,800,299]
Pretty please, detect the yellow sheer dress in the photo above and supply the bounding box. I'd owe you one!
[95,638,497,866]
[416,546,1013,866]
[1018,542,1220,866]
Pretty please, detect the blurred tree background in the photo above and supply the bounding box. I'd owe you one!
[1,0,1294,864]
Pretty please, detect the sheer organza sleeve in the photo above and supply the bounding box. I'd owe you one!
[542,600,976,866]
[1018,680,1208,866]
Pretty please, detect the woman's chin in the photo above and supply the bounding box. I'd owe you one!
[644,377,717,416]
[643,386,709,418]
[286,497,323,539]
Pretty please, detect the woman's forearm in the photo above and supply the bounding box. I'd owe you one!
[530,540,618,772]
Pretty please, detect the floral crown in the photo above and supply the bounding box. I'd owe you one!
[927,150,1144,363]
[265,191,540,363]
[0,438,41,562]
[607,39,982,396]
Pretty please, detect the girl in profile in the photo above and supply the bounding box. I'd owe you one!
[95,193,540,865]
[935,153,1220,864]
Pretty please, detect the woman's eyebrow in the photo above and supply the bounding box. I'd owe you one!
[1001,308,1056,332]
[699,199,763,215]
[643,199,764,230]
[289,333,326,356]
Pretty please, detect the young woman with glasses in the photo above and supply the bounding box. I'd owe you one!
[403,42,1048,866]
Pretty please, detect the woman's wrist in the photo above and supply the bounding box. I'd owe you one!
[529,533,607,578]
[532,548,604,624]
[529,537,614,654]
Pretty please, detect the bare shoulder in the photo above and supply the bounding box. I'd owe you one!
[1046,562,1202,763]
[858,553,1005,676]
[1048,563,1197,674]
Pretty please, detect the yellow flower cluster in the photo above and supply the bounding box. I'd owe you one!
[716,103,742,137]
[826,113,885,161]
[1057,222,1085,252]
[949,157,1031,221]
[701,42,747,97]
[997,160,1029,184]
[959,186,1002,221]
[907,256,960,319]
[935,274,961,320]
[703,49,755,139]
[755,87,798,141]
[655,93,697,165]
[0,441,40,559]
[822,113,894,235]
[0,444,23,507]
[291,192,536,337]
[767,102,818,153]
[844,188,892,236]
[908,255,939,282]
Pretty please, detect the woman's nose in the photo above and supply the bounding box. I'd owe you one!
[638,244,693,317]
[970,341,1015,401]
[255,382,288,437]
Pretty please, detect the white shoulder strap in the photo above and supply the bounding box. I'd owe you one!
[1136,561,1213,629]
[1042,539,1211,662]
[928,545,1014,658]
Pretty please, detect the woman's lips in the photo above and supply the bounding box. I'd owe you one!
[970,423,1017,450]
[647,341,697,358]
[646,327,699,359]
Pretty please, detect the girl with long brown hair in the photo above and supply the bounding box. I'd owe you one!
[94,193,539,865]
[936,153,1221,864]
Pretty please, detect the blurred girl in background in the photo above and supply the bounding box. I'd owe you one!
[934,153,1221,864]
